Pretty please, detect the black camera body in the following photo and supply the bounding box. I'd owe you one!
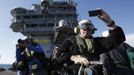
[88,10,102,17]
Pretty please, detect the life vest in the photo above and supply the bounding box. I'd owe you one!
[75,34,94,54]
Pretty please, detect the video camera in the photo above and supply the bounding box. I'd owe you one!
[17,39,27,48]
[17,39,25,43]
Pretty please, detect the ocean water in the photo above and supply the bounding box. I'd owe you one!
[0,64,11,69]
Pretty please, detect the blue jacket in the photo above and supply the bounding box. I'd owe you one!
[16,42,45,73]
[27,43,45,71]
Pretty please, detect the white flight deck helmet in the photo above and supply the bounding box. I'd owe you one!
[101,30,109,37]
[58,20,68,27]
[77,19,97,34]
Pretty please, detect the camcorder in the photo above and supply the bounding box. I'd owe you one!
[17,39,27,48]
[88,9,102,17]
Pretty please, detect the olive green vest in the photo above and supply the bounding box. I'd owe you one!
[75,34,94,53]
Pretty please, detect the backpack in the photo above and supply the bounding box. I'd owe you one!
[124,43,134,71]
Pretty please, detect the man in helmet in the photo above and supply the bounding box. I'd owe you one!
[16,38,48,75]
[54,19,75,44]
[55,9,126,75]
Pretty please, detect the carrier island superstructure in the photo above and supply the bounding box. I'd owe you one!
[10,0,78,58]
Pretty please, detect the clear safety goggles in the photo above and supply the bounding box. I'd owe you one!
[78,23,93,30]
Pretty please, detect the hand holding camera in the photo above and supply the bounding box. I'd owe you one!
[89,8,113,25]
[17,39,27,48]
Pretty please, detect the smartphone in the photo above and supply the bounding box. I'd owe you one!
[88,10,102,17]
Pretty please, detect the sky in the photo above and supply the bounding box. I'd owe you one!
[0,0,134,64]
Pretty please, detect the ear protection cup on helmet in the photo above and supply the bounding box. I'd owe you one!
[74,27,80,34]
[90,24,97,34]
[87,20,97,34]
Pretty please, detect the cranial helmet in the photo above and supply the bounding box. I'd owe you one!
[58,20,68,27]
[78,19,97,34]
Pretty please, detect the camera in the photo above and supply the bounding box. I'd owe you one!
[88,9,102,17]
